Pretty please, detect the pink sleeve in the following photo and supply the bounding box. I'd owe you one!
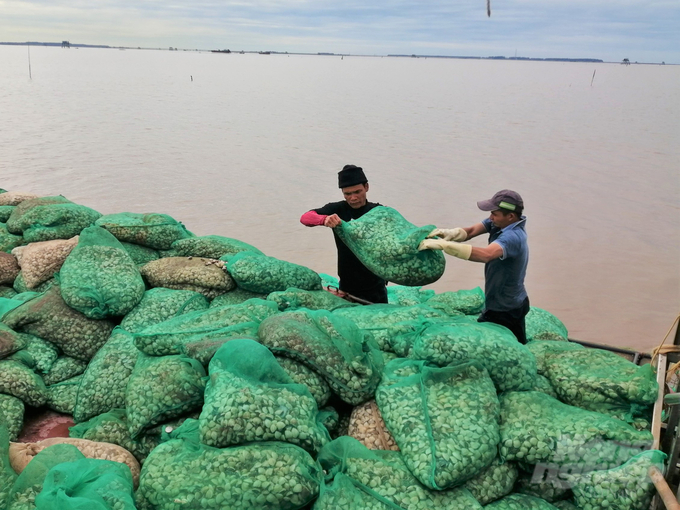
[300,210,327,226]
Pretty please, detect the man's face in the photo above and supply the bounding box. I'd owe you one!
[342,183,369,209]
[489,209,516,229]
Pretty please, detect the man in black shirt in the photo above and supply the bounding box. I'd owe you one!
[300,165,388,303]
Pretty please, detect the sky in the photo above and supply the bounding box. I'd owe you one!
[0,0,678,63]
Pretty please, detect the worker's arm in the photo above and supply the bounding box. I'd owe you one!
[419,239,503,263]
[463,222,488,240]
[469,242,504,263]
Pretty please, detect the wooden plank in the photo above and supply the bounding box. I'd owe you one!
[653,354,668,451]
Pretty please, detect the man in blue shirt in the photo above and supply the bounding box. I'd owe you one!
[419,190,530,343]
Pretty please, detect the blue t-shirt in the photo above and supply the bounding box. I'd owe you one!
[481,217,528,312]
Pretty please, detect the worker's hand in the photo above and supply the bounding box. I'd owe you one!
[324,214,342,228]
[427,228,468,242]
[419,239,472,260]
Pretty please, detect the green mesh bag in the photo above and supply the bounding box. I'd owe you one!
[376,359,500,490]
[334,206,446,286]
[224,251,322,293]
[209,287,268,307]
[526,307,569,341]
[333,303,448,352]
[140,257,236,299]
[464,457,518,505]
[315,473,392,509]
[45,375,82,414]
[132,299,278,355]
[0,394,24,441]
[0,206,15,223]
[531,374,559,399]
[424,287,486,315]
[119,288,209,334]
[258,309,384,405]
[5,443,85,510]
[59,226,145,319]
[485,493,559,509]
[166,235,264,258]
[6,196,73,234]
[2,286,115,361]
[319,273,339,288]
[94,212,192,250]
[276,356,332,408]
[386,285,435,306]
[407,319,538,392]
[543,350,658,423]
[567,449,665,510]
[1,424,18,508]
[0,223,23,253]
[498,391,653,471]
[0,286,18,299]
[13,273,54,294]
[267,287,358,312]
[317,436,483,509]
[8,335,59,374]
[11,203,102,243]
[0,359,47,406]
[119,242,159,266]
[515,470,570,503]
[34,457,136,510]
[199,339,330,453]
[178,323,260,367]
[42,355,88,385]
[552,501,579,510]
[135,420,322,510]
[0,322,27,358]
[125,354,206,438]
[526,340,584,375]
[73,328,139,423]
[0,298,27,322]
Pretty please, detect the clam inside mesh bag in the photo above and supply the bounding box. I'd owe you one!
[7,334,59,374]
[316,436,483,510]
[125,353,206,438]
[45,374,82,414]
[1,424,18,508]
[94,212,192,250]
[199,338,330,453]
[8,200,102,244]
[0,394,24,441]
[179,323,260,367]
[498,391,653,472]
[165,234,264,258]
[334,206,446,286]
[2,285,115,361]
[386,285,435,306]
[135,419,323,510]
[566,449,665,510]
[6,195,72,233]
[0,359,47,407]
[224,250,322,293]
[347,399,398,451]
[258,309,384,405]
[11,236,78,290]
[119,287,209,334]
[526,339,585,375]
[463,456,518,505]
[132,298,278,356]
[0,252,20,286]
[526,307,569,341]
[407,318,538,392]
[423,286,486,315]
[0,223,23,254]
[59,226,146,319]
[376,359,500,490]
[484,493,560,509]
[276,355,332,408]
[267,287,359,312]
[210,287,268,307]
[140,256,236,299]
[73,327,139,423]
[0,322,27,359]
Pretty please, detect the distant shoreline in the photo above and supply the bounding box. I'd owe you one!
[0,41,674,66]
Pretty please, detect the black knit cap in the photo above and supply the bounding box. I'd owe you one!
[338,165,367,188]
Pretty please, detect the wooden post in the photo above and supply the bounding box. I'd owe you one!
[650,466,680,510]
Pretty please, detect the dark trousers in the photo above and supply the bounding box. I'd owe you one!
[340,282,388,304]
[478,297,530,344]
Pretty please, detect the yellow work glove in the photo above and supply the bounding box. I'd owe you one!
[428,227,468,242]
[418,238,472,260]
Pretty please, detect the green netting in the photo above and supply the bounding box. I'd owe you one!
[125,353,206,438]
[315,473,392,509]
[13,273,54,294]
[463,457,518,505]
[11,203,102,243]
[140,257,236,300]
[132,299,278,355]
[543,350,658,423]
[484,493,559,509]
[276,356,332,408]
[0,394,24,441]
[2,286,115,361]
[319,436,483,509]
[94,212,192,250]
[45,375,83,414]
[224,251,322,294]
[320,273,339,289]
[1,424,18,508]
[258,309,384,405]
[498,391,653,471]
[8,335,59,374]
[0,286,18,299]
[165,235,264,258]
[209,287,268,307]
[407,319,538,392]
[526,307,569,341]
[136,422,322,510]
[376,359,500,490]
[0,322,27,358]
[73,328,139,423]
[119,242,160,266]
[5,443,85,510]
[199,338,330,453]
[515,470,570,503]
[320,406,340,434]
[0,359,47,406]
[552,501,579,510]
[335,206,446,286]
[526,340,584,375]
[34,457,136,510]
[333,303,448,352]
[567,450,666,510]
[0,206,15,223]
[424,287,486,316]
[386,285,435,306]
[119,288,209,334]
[0,252,19,285]
[178,323,260,367]
[6,196,73,234]
[0,223,23,253]
[42,355,88,386]
[12,236,78,290]
[59,226,145,319]
[267,287,358,312]
[531,374,559,399]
